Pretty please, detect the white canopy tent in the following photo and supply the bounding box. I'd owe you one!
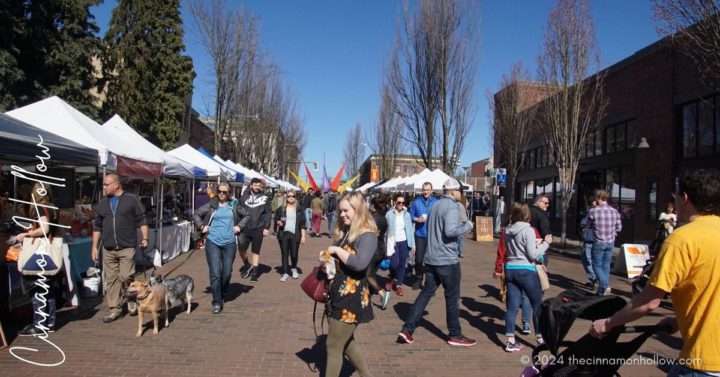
[356,182,377,192]
[169,144,232,180]
[6,96,110,165]
[375,176,406,191]
[103,115,197,178]
[397,168,434,192]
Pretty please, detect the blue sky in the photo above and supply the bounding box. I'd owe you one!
[91,0,660,178]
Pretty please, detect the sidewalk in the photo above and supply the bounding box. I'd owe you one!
[1,233,678,376]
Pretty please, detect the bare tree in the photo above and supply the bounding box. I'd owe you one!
[344,123,364,178]
[491,63,537,216]
[654,0,720,87]
[372,84,403,180]
[389,0,478,172]
[538,0,608,244]
[190,0,254,156]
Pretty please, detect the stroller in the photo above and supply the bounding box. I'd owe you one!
[631,219,672,294]
[522,289,670,377]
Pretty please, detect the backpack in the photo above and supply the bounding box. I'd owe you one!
[327,195,337,213]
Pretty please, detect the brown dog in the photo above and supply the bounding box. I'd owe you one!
[126,280,168,337]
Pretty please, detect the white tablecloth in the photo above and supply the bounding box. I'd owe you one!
[155,221,192,263]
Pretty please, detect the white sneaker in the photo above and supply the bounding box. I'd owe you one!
[291,268,300,279]
[280,274,289,282]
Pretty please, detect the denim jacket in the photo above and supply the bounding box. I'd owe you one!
[385,209,415,249]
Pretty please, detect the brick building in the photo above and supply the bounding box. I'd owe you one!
[496,36,720,244]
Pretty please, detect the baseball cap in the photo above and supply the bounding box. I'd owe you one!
[443,178,461,191]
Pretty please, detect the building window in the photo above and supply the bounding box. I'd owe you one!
[683,102,698,158]
[585,132,595,158]
[648,179,657,222]
[528,150,535,170]
[699,99,715,156]
[605,122,628,154]
[595,131,603,156]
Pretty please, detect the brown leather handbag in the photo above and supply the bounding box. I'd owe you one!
[301,265,329,303]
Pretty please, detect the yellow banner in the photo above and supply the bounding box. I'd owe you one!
[338,174,360,193]
[289,170,310,191]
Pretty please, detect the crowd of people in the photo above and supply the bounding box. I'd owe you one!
[10,167,719,377]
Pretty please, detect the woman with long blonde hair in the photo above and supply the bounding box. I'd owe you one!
[323,191,377,377]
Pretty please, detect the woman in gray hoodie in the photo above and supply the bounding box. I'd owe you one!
[503,203,549,352]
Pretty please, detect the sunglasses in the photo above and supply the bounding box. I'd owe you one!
[287,195,296,198]
[396,201,405,205]
[218,191,229,194]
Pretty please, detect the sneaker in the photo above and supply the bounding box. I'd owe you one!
[505,340,522,352]
[586,280,598,291]
[604,287,612,296]
[448,335,477,347]
[397,329,414,344]
[411,280,422,290]
[536,335,545,346]
[380,291,391,310]
[242,265,254,279]
[250,268,260,282]
[212,304,222,314]
[19,324,55,336]
[291,268,300,279]
[521,321,531,335]
[395,286,404,297]
[102,311,122,323]
[280,274,289,282]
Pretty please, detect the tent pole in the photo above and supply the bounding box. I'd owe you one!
[159,179,164,264]
[191,178,196,217]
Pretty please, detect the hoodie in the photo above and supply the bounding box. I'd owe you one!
[504,221,548,271]
[238,189,272,231]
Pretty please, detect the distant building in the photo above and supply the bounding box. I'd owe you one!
[465,158,494,193]
[358,154,445,185]
[494,34,720,244]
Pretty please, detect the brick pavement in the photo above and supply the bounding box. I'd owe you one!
[1,232,680,377]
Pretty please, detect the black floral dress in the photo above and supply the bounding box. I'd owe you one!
[327,232,377,325]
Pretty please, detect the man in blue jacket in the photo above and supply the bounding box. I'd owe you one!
[398,179,476,347]
[408,182,437,290]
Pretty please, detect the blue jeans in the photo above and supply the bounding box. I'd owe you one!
[591,242,614,294]
[327,213,336,235]
[391,241,410,286]
[504,269,543,336]
[668,365,719,377]
[305,208,313,231]
[582,242,596,283]
[205,240,237,306]
[403,263,462,337]
[520,294,532,324]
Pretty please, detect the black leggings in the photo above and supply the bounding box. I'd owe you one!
[278,230,300,274]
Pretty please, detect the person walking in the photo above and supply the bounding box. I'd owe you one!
[471,192,484,224]
[193,183,246,314]
[385,194,415,296]
[586,190,622,296]
[274,191,306,281]
[17,183,63,335]
[323,191,377,377]
[301,188,314,233]
[398,179,476,347]
[310,191,325,237]
[580,200,598,290]
[502,203,550,352]
[92,173,149,323]
[529,194,553,265]
[591,169,720,377]
[325,191,338,238]
[369,195,391,310]
[271,191,285,235]
[237,178,273,283]
[494,196,506,235]
[408,182,437,290]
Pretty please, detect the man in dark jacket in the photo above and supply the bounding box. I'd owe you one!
[237,178,273,282]
[92,174,148,323]
[530,194,553,265]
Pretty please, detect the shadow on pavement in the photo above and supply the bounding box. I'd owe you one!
[478,283,502,302]
[393,302,447,341]
[296,335,355,377]
[460,296,506,347]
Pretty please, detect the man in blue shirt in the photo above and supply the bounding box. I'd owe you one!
[409,182,437,290]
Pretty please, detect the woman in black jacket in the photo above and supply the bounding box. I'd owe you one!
[273,191,306,281]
